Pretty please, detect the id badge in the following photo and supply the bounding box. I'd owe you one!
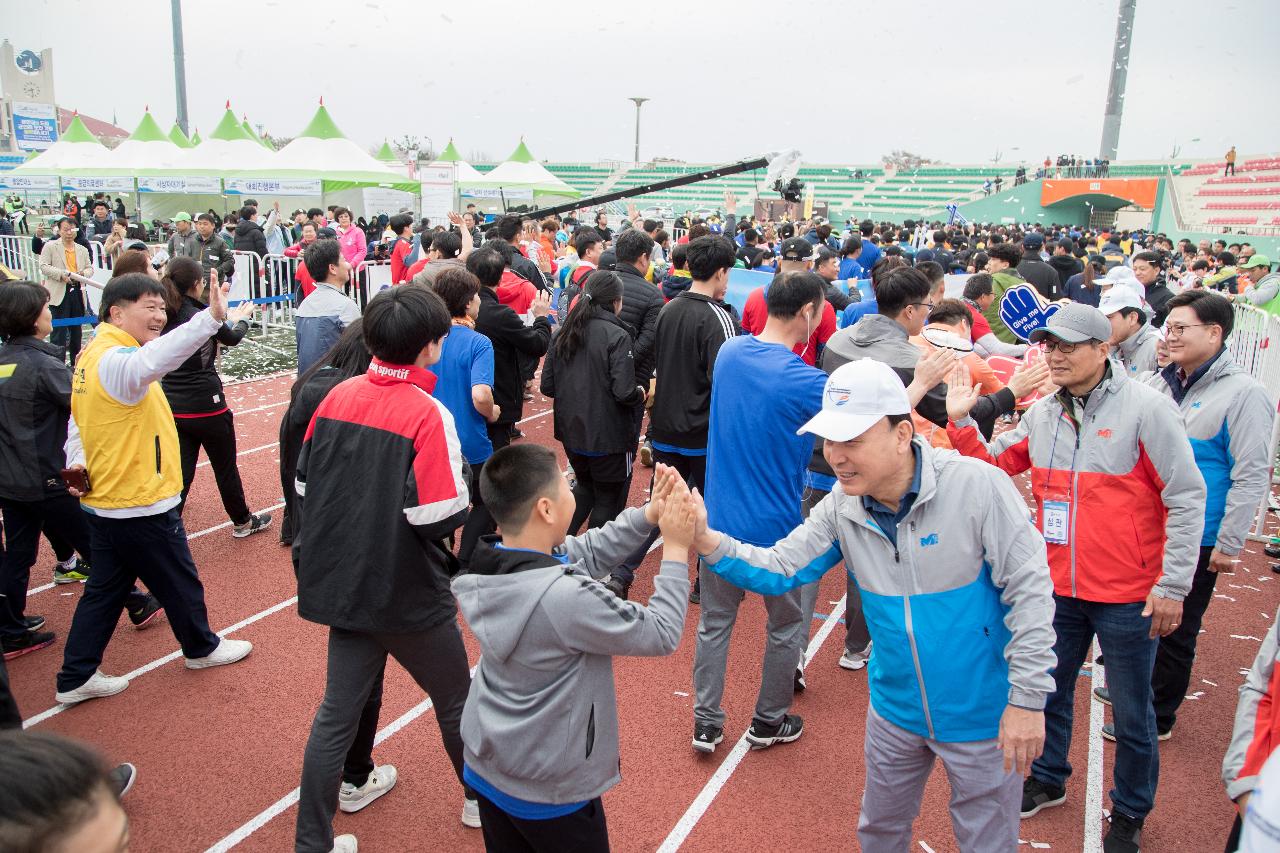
[1043,500,1070,545]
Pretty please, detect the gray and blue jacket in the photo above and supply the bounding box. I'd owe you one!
[701,439,1056,743]
[1146,350,1274,556]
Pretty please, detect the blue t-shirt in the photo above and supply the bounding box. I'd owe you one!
[705,336,826,546]
[860,239,882,272]
[463,764,585,820]
[838,258,865,281]
[427,325,494,465]
[841,299,879,329]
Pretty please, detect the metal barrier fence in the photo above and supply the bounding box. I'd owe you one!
[353,259,393,310]
[0,234,41,280]
[1229,302,1280,541]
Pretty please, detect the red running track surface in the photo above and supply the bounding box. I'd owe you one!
[7,372,1273,852]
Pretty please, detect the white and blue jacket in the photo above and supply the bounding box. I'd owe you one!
[1146,350,1274,556]
[700,439,1056,742]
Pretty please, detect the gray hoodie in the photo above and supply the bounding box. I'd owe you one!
[1114,321,1160,379]
[451,507,689,805]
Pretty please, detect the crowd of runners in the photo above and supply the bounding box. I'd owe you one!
[1,198,1279,853]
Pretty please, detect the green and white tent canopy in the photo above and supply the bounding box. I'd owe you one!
[260,102,417,193]
[168,122,194,149]
[464,139,579,197]
[181,105,282,172]
[109,110,188,171]
[433,138,485,183]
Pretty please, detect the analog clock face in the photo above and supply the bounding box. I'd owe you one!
[23,82,41,98]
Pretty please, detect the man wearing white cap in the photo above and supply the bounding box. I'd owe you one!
[946,302,1205,853]
[1099,285,1160,378]
[691,358,1057,851]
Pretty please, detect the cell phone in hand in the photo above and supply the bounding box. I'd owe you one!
[61,467,91,494]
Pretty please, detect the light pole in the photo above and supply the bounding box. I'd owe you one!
[1099,0,1138,160]
[171,0,189,134]
[628,97,649,164]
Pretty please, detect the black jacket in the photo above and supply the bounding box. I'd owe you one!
[233,218,268,258]
[293,364,468,633]
[0,337,73,502]
[279,366,349,543]
[614,263,664,384]
[160,295,248,415]
[824,282,851,312]
[1018,252,1063,300]
[195,232,236,282]
[1048,254,1083,289]
[475,288,551,425]
[510,252,549,292]
[541,308,644,455]
[648,292,739,450]
[1145,280,1175,328]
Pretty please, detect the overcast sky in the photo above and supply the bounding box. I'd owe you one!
[6,0,1278,166]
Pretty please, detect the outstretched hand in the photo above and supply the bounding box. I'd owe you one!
[945,361,981,422]
[644,464,681,525]
[207,275,231,324]
[658,489,698,553]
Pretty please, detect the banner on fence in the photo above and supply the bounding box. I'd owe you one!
[0,173,59,191]
[62,176,136,193]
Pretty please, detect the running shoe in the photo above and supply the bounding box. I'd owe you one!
[110,763,137,799]
[53,558,90,584]
[1101,723,1171,743]
[185,639,253,669]
[746,714,804,749]
[232,513,273,539]
[461,798,481,828]
[127,596,165,630]
[839,643,872,671]
[638,442,654,468]
[22,615,46,632]
[331,836,358,853]
[2,630,55,661]
[1020,777,1066,818]
[692,722,724,754]
[339,765,397,813]
[1093,686,1111,706]
[55,670,129,705]
[1104,811,1143,853]
[603,575,630,601]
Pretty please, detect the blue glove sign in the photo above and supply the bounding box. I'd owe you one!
[999,284,1060,343]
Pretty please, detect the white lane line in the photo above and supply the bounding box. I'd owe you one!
[27,502,287,596]
[223,369,295,388]
[204,662,481,852]
[657,594,848,853]
[196,441,280,469]
[23,595,300,729]
[1084,639,1105,853]
[236,399,290,416]
[517,407,552,425]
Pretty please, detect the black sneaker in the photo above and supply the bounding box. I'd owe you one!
[1094,686,1111,706]
[2,630,56,661]
[232,513,273,539]
[1101,723,1171,743]
[127,595,165,630]
[745,714,804,749]
[793,667,807,693]
[690,576,700,605]
[1104,811,1143,853]
[1265,542,1280,558]
[53,558,90,584]
[692,722,724,754]
[22,615,46,632]
[603,576,630,601]
[110,763,137,799]
[1021,777,1067,818]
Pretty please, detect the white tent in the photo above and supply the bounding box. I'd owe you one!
[433,139,485,183]
[468,139,578,196]
[274,103,406,178]
[108,110,189,171]
[179,106,282,172]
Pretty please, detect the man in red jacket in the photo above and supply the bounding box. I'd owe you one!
[741,237,836,366]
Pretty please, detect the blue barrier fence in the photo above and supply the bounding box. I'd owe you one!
[50,294,293,328]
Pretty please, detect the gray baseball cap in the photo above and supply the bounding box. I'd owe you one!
[1028,302,1112,344]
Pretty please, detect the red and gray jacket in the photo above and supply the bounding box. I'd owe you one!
[292,359,470,633]
[1224,615,1280,801]
[948,365,1206,604]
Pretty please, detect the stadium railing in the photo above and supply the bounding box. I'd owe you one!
[1229,301,1280,541]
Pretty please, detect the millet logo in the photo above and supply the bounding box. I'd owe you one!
[1096,428,1113,439]
[919,533,939,547]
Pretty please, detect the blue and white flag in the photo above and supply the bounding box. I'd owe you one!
[945,204,969,226]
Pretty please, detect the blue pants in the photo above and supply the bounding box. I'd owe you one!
[1031,595,1159,820]
[56,508,219,692]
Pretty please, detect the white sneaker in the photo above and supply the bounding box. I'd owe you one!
[838,643,872,671]
[338,765,398,813]
[331,835,357,853]
[185,638,253,670]
[461,797,481,828]
[55,670,129,705]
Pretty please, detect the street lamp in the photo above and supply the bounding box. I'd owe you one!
[628,97,649,164]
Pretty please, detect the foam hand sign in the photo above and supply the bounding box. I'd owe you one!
[999,284,1060,343]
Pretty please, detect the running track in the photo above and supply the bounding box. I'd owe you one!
[7,371,1274,851]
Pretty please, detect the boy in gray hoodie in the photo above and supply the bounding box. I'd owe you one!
[451,445,696,852]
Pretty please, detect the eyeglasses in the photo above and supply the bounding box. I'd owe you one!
[908,301,935,311]
[1041,338,1097,354]
[1162,322,1210,338]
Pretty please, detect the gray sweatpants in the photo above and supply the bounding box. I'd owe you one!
[693,564,806,728]
[295,622,472,853]
[800,486,870,658]
[858,705,1020,853]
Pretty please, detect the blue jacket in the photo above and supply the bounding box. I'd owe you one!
[702,439,1056,742]
[295,284,361,376]
[1063,272,1102,307]
[840,299,878,329]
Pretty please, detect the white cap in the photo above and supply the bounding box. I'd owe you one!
[1099,266,1139,288]
[798,359,911,442]
[1098,284,1147,316]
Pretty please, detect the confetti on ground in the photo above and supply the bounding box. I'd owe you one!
[1203,679,1218,687]
[1217,594,1238,602]
[1231,635,1263,642]
[673,691,689,697]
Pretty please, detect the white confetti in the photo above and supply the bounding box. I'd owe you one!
[1232,635,1263,642]
[1203,679,1218,687]
[1217,594,1238,602]
[673,691,689,697]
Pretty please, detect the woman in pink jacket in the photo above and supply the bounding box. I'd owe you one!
[333,206,367,268]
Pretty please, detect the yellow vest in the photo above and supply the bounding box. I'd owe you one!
[71,324,183,511]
